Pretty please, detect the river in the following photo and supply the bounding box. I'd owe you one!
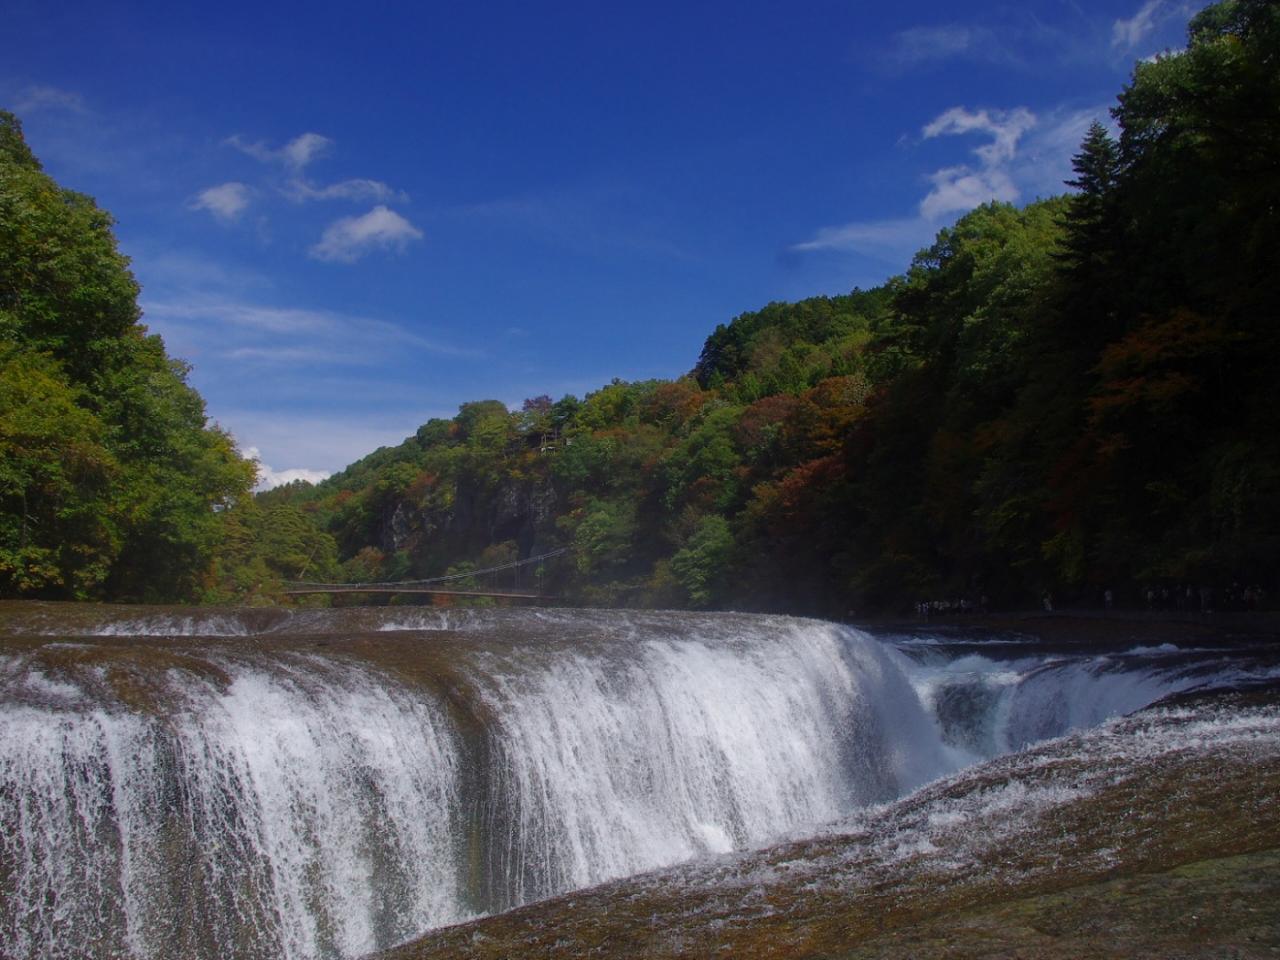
[1,603,1275,959]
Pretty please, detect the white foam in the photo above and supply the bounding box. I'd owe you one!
[1,610,1271,960]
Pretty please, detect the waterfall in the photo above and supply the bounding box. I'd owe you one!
[0,653,464,960]
[471,617,950,907]
[898,640,1276,759]
[0,608,1265,960]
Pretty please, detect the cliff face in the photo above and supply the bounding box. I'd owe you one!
[376,473,561,568]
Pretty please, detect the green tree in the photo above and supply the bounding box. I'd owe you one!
[0,111,255,600]
[0,348,118,594]
[670,515,733,607]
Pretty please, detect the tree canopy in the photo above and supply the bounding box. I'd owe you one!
[0,111,256,600]
[4,0,1276,611]
[251,0,1276,614]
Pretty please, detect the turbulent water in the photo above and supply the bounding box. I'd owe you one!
[0,605,1274,960]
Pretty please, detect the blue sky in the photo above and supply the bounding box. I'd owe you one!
[4,0,1199,486]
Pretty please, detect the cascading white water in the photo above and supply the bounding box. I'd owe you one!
[474,617,952,906]
[898,640,1277,759]
[0,653,465,960]
[168,660,465,960]
[0,608,1267,960]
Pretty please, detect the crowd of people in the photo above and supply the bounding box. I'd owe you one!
[1139,582,1267,614]
[914,581,1270,619]
[916,597,989,618]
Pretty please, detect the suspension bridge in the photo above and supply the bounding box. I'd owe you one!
[282,548,570,601]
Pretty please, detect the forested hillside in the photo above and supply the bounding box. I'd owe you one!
[0,113,255,601]
[240,0,1277,614]
[3,0,1276,613]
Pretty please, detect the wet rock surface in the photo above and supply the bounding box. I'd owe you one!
[2,602,1277,959]
[375,691,1280,960]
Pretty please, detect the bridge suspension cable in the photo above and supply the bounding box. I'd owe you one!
[283,547,570,592]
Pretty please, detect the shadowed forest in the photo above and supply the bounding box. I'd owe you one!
[3,0,1277,614]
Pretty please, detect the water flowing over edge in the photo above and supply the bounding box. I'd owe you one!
[382,693,1280,960]
[0,606,1271,960]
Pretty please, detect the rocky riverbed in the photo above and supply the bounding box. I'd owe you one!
[375,688,1280,960]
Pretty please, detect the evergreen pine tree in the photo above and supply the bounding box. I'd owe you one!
[1057,121,1121,278]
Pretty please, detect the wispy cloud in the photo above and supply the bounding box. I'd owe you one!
[460,178,692,263]
[870,11,1097,75]
[918,164,1019,220]
[871,3,1184,78]
[280,132,332,170]
[1112,0,1165,48]
[189,181,252,222]
[878,24,1018,70]
[132,251,274,294]
[224,412,433,479]
[1013,106,1111,198]
[893,25,977,63]
[918,106,1036,219]
[215,134,415,255]
[309,205,424,263]
[789,103,1103,264]
[134,250,465,359]
[128,249,476,476]
[11,85,86,115]
[788,217,933,261]
[1111,0,1200,51]
[224,132,407,204]
[922,107,1035,165]
[142,294,473,367]
[283,177,408,204]
[226,131,332,171]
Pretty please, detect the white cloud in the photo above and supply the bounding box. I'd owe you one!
[211,133,411,247]
[284,177,408,204]
[281,132,331,170]
[920,166,1020,220]
[1012,106,1112,198]
[130,250,274,294]
[918,106,1037,219]
[228,415,430,478]
[789,217,934,260]
[128,251,476,481]
[1112,0,1165,48]
[790,103,1104,265]
[880,25,1019,70]
[225,345,367,363]
[922,106,1036,167]
[226,132,333,170]
[1141,45,1185,63]
[1112,0,1200,51]
[309,205,424,263]
[11,85,85,115]
[150,298,339,335]
[189,182,252,222]
[892,25,977,63]
[141,294,473,363]
[875,12,1118,77]
[242,446,330,491]
[224,134,280,165]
